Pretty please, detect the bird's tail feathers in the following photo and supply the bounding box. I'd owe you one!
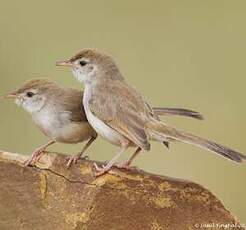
[147,120,246,163]
[152,107,204,120]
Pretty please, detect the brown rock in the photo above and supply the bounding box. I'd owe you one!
[0,151,243,230]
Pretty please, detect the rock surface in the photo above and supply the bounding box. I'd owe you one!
[0,151,243,230]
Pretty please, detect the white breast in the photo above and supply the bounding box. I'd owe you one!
[83,89,124,146]
[32,106,70,138]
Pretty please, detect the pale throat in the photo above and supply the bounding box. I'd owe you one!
[72,66,98,85]
[17,98,46,114]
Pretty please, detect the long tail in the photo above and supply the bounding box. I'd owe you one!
[152,107,204,120]
[147,120,246,163]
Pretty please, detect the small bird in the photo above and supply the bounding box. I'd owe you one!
[57,48,246,175]
[2,79,97,167]
[2,78,202,167]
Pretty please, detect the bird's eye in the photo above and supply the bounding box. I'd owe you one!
[79,60,87,67]
[26,92,34,97]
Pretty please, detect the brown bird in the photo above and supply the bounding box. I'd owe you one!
[2,78,202,167]
[57,48,246,175]
[2,79,97,167]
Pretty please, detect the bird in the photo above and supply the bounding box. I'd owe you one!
[2,79,97,167]
[56,48,246,175]
[2,78,203,167]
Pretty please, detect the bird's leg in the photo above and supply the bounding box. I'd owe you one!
[115,147,141,169]
[66,136,97,167]
[24,140,55,166]
[94,144,129,176]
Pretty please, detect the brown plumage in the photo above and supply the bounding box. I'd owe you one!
[5,78,203,167]
[14,79,88,123]
[68,48,102,62]
[152,107,204,120]
[57,48,245,175]
[5,79,97,167]
[88,80,152,150]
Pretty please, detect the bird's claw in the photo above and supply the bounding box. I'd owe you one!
[93,162,109,176]
[24,148,45,167]
[24,158,34,167]
[66,155,89,168]
[113,161,131,170]
[93,160,132,176]
[66,156,79,168]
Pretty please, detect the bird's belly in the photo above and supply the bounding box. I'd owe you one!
[55,122,95,143]
[33,112,59,138]
[86,109,124,146]
[33,110,95,143]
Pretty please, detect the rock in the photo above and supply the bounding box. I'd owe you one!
[0,151,243,230]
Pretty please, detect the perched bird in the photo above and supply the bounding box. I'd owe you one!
[2,78,202,167]
[57,48,246,175]
[2,79,97,167]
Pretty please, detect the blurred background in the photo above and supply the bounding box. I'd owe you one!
[0,0,245,222]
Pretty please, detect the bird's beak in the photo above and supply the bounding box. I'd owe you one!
[0,92,17,99]
[56,60,73,67]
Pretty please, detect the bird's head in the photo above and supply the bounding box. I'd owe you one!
[1,79,58,113]
[56,48,123,84]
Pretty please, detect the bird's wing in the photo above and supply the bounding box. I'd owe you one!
[89,81,151,150]
[53,88,87,123]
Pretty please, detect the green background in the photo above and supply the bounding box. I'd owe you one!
[0,0,245,223]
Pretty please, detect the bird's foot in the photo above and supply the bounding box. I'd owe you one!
[93,162,111,176]
[24,148,46,166]
[66,155,89,168]
[113,160,131,170]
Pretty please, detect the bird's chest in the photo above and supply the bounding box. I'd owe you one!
[32,109,69,137]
